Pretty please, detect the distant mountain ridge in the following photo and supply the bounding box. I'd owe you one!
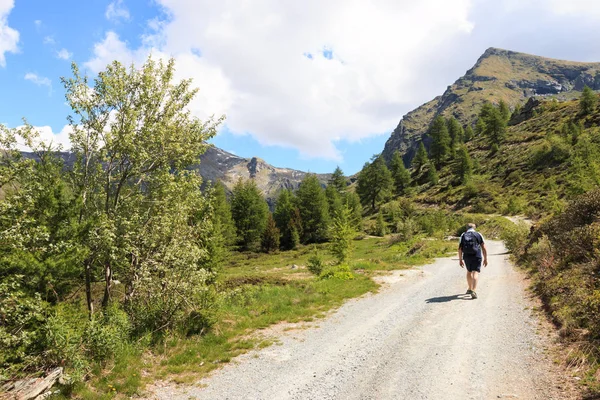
[382,47,600,163]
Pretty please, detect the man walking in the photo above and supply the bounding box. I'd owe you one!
[458,223,488,299]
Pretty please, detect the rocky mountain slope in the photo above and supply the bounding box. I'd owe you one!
[193,146,331,201]
[382,47,600,163]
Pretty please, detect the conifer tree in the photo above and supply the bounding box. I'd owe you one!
[325,184,343,219]
[375,211,387,236]
[427,162,439,185]
[447,117,464,152]
[261,213,280,253]
[428,115,451,169]
[296,174,330,243]
[455,146,473,184]
[477,103,507,145]
[580,85,597,116]
[231,178,269,250]
[344,191,363,231]
[464,125,474,142]
[329,166,347,194]
[211,181,237,246]
[356,155,393,210]
[274,189,302,250]
[390,150,411,195]
[499,100,511,122]
[329,205,355,263]
[412,141,429,173]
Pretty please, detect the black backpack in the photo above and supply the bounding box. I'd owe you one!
[461,231,481,256]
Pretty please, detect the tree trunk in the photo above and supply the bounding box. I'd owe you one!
[85,260,93,318]
[102,263,112,308]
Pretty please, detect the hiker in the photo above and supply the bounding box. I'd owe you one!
[458,223,488,299]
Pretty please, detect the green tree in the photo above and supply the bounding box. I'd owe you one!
[274,189,302,250]
[477,103,507,145]
[231,179,269,250]
[344,191,363,231]
[211,182,236,246]
[464,125,474,142]
[325,184,344,219]
[455,146,473,184]
[447,117,464,153]
[296,174,330,243]
[390,150,411,195]
[62,57,222,313]
[580,85,597,116]
[427,162,439,185]
[412,141,429,173]
[328,166,347,194]
[499,100,511,122]
[329,206,355,263]
[428,116,451,169]
[261,213,280,253]
[356,155,393,210]
[375,211,387,236]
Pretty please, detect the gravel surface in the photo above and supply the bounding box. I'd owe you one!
[147,240,573,400]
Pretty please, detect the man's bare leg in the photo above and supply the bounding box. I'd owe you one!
[466,271,472,291]
[470,271,479,291]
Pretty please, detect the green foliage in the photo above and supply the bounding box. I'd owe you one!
[390,150,411,195]
[477,102,507,145]
[427,162,439,185]
[329,206,355,263]
[328,166,347,194]
[344,192,363,231]
[428,115,451,168]
[375,212,387,237]
[231,179,269,250]
[261,214,280,253]
[307,248,324,275]
[325,184,343,219]
[580,85,597,116]
[274,189,302,250]
[356,155,393,210]
[498,99,511,122]
[211,182,237,246]
[464,125,474,142]
[412,141,429,172]
[455,146,473,184]
[529,134,571,169]
[319,264,355,280]
[297,174,330,243]
[447,117,464,154]
[499,222,529,258]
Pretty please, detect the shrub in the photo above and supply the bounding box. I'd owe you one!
[83,303,131,362]
[500,222,530,257]
[307,248,324,275]
[319,264,354,280]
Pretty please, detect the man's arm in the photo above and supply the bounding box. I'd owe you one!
[458,246,464,268]
[482,243,488,267]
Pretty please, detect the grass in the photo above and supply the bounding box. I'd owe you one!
[56,235,456,399]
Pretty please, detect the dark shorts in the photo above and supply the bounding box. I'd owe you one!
[464,257,482,272]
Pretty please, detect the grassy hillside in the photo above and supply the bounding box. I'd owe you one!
[409,96,600,217]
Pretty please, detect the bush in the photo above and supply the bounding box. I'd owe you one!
[319,264,354,280]
[83,303,131,362]
[500,222,529,257]
[307,248,324,275]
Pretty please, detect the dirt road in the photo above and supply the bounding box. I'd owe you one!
[149,240,572,400]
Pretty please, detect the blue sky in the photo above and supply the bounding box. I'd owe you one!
[1,0,600,175]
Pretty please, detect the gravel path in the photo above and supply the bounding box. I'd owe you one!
[148,240,573,400]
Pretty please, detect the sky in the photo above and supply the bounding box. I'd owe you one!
[1,0,600,174]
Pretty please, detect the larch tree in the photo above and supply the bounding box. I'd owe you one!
[231,178,269,250]
[428,116,451,169]
[296,174,330,243]
[412,141,429,173]
[390,150,411,195]
[356,155,393,211]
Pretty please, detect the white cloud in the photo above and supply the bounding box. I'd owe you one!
[106,0,130,22]
[34,19,41,28]
[15,125,72,152]
[0,0,19,67]
[43,35,55,45]
[56,48,72,60]
[547,0,600,18]
[24,72,52,88]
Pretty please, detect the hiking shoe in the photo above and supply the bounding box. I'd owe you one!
[471,291,478,299]
[466,289,473,295]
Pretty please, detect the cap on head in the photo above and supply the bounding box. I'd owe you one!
[467,223,476,229]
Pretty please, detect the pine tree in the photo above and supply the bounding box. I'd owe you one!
[231,178,269,250]
[447,117,464,153]
[499,100,511,122]
[329,205,355,263]
[477,103,507,145]
[428,115,451,169]
[427,162,439,185]
[412,141,429,173]
[464,125,474,142]
[328,166,347,194]
[356,155,393,210]
[296,174,330,243]
[261,213,280,253]
[390,150,411,195]
[274,189,302,250]
[580,85,597,116]
[325,184,344,220]
[211,181,237,246]
[455,146,473,184]
[344,191,363,231]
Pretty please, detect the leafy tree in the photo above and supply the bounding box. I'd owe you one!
[580,85,597,116]
[329,206,355,263]
[464,125,474,142]
[455,146,473,184]
[390,150,411,195]
[62,57,222,313]
[328,166,347,194]
[356,155,393,210]
[412,141,429,173]
[274,189,302,250]
[261,214,280,253]
[447,117,464,153]
[375,211,387,236]
[428,116,451,169]
[477,103,507,145]
[296,174,330,243]
[231,179,269,250]
[211,182,236,246]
